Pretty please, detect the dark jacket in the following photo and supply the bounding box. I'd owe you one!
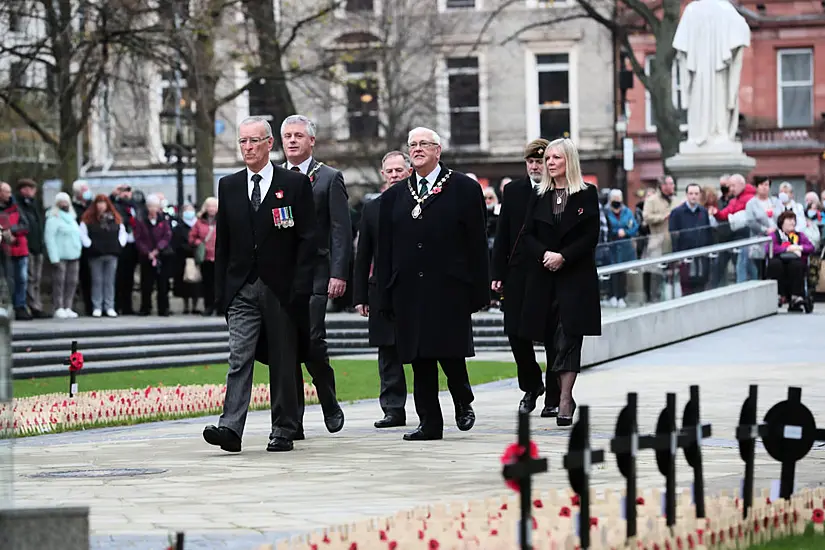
[377,165,489,363]
[507,184,602,340]
[491,178,535,282]
[215,162,318,364]
[669,203,713,252]
[353,195,394,346]
[133,216,172,259]
[15,195,45,255]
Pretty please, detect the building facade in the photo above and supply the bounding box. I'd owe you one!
[624,0,825,205]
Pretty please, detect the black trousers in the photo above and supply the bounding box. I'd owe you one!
[411,357,474,433]
[200,260,216,312]
[139,257,169,315]
[378,345,407,417]
[78,249,93,315]
[610,272,627,299]
[510,334,560,408]
[768,256,805,298]
[115,243,137,314]
[302,292,338,416]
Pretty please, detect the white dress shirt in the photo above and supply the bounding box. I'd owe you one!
[247,161,274,203]
[286,156,313,175]
[415,165,441,192]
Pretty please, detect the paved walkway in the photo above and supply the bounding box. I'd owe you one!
[9,311,825,549]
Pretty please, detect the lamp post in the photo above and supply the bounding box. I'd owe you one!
[160,109,194,209]
[616,50,635,195]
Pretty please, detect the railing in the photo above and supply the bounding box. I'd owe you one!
[0,128,59,165]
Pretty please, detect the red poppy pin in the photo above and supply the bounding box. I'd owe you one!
[433,187,441,194]
[578,208,584,215]
[309,175,316,183]
[275,190,284,199]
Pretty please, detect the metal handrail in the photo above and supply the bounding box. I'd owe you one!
[596,236,772,276]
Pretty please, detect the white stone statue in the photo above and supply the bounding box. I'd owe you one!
[673,0,751,149]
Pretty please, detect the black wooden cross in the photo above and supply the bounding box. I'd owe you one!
[635,393,680,527]
[562,405,605,549]
[678,385,712,519]
[735,385,759,519]
[610,392,640,539]
[502,410,548,550]
[759,386,825,500]
[175,533,185,550]
[63,340,79,397]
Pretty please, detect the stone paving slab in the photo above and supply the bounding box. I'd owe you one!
[10,311,825,549]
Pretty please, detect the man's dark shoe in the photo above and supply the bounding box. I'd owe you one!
[540,406,560,418]
[455,403,475,431]
[30,309,49,319]
[266,436,294,452]
[324,407,345,433]
[374,414,406,429]
[202,425,241,452]
[403,426,443,441]
[14,308,32,321]
[519,385,546,415]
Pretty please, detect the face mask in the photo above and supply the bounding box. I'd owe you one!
[183,211,196,222]
[808,209,818,219]
[610,201,621,209]
[82,190,93,201]
[720,186,729,194]
[778,192,789,204]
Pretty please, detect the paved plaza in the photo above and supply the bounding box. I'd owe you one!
[10,311,825,549]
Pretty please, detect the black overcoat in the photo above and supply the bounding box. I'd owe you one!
[377,165,490,363]
[505,184,602,341]
[352,195,394,346]
[214,162,318,364]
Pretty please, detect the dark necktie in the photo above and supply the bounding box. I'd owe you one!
[251,174,262,211]
[418,177,429,196]
[291,166,301,173]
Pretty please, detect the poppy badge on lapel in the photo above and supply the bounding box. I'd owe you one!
[433,187,441,194]
[578,208,583,215]
[275,190,284,199]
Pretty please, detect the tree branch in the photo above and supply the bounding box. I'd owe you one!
[0,93,58,146]
[280,1,344,53]
[469,0,521,53]
[618,0,660,33]
[498,13,593,45]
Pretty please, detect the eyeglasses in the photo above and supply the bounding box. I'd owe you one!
[407,141,439,150]
[238,137,271,145]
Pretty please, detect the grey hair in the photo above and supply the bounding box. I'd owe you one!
[239,116,273,138]
[281,115,316,137]
[145,193,161,207]
[729,174,746,187]
[72,179,89,195]
[779,181,793,193]
[407,127,441,146]
[381,150,411,168]
[719,174,731,183]
[608,188,623,201]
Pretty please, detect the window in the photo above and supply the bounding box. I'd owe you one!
[346,61,379,139]
[9,12,22,32]
[525,0,569,6]
[446,57,481,146]
[536,54,570,139]
[9,62,25,88]
[446,0,476,8]
[644,55,687,132]
[346,0,374,11]
[160,70,195,118]
[248,73,273,121]
[777,49,813,128]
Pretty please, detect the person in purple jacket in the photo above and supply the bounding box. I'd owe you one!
[133,194,173,316]
[766,210,815,308]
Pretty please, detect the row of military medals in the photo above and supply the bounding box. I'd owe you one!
[408,169,452,219]
[273,207,295,228]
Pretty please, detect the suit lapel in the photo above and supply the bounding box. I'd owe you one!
[419,162,449,214]
[253,161,281,238]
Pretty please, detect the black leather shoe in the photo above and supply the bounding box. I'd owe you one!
[540,406,559,418]
[324,407,345,433]
[374,414,406,428]
[556,401,577,427]
[266,436,294,452]
[455,403,475,431]
[403,427,443,441]
[202,425,241,452]
[519,385,546,414]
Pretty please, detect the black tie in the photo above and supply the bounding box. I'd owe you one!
[418,177,429,196]
[291,166,301,173]
[251,174,262,211]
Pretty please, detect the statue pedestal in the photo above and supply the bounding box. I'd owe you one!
[665,141,756,192]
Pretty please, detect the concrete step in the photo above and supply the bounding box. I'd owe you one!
[13,332,229,353]
[14,342,230,368]
[13,352,231,378]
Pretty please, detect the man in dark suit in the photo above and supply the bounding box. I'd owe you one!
[280,114,351,434]
[491,139,561,418]
[203,116,317,453]
[377,127,489,441]
[353,151,413,429]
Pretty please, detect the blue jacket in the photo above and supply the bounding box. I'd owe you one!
[605,205,639,264]
[668,202,713,252]
[44,208,82,263]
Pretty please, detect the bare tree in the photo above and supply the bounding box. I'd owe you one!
[479,0,683,167]
[0,0,165,192]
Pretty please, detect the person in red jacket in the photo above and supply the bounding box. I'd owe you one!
[706,174,757,282]
[0,182,31,319]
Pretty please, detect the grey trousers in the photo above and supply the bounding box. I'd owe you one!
[89,255,118,311]
[377,345,406,417]
[52,259,80,310]
[302,292,338,416]
[219,279,301,440]
[26,253,44,311]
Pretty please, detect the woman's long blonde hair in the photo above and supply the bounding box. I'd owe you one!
[198,197,218,219]
[537,138,588,197]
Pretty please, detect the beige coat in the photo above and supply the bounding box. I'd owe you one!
[642,191,673,261]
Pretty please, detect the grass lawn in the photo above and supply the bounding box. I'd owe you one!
[747,525,821,549]
[13,359,517,400]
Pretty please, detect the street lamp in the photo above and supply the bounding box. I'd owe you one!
[160,108,195,209]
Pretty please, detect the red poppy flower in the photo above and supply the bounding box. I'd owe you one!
[636,497,645,505]
[433,187,441,194]
[501,442,540,492]
[379,530,387,541]
[766,497,772,504]
[559,506,572,517]
[428,540,439,549]
[793,510,799,523]
[275,190,284,199]
[687,534,695,549]
[571,494,581,506]
[69,351,84,372]
[323,534,331,543]
[773,516,779,528]
[418,530,425,540]
[500,503,508,510]
[349,543,358,550]
[812,509,825,524]
[590,517,599,527]
[533,499,544,508]
[388,542,398,550]
[532,517,538,529]
[490,529,499,536]
[696,529,704,544]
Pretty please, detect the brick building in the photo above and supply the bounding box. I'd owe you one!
[624,0,825,205]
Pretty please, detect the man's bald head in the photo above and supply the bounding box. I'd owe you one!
[729,174,746,196]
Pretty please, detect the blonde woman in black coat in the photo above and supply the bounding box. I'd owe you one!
[506,138,601,426]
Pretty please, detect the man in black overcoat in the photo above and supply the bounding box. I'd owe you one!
[491,139,560,418]
[353,151,413,428]
[377,127,490,441]
[203,116,317,453]
[281,114,351,435]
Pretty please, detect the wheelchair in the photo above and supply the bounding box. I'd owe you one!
[764,249,818,314]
